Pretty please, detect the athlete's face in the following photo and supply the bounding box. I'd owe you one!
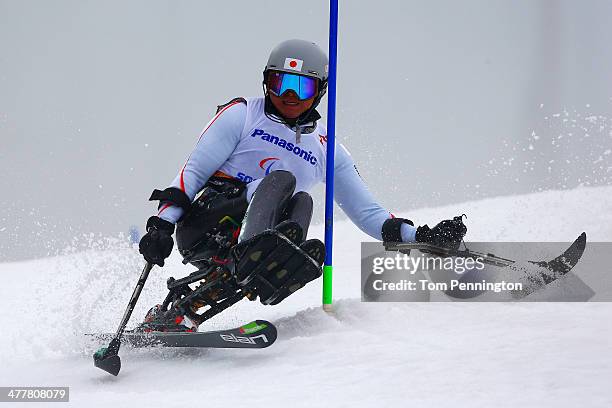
[267,73,318,119]
[269,90,316,119]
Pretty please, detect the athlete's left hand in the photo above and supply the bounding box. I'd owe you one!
[415,215,467,249]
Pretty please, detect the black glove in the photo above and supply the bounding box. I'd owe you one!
[139,216,175,267]
[416,215,467,250]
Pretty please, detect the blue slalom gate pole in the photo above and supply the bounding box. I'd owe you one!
[323,0,338,311]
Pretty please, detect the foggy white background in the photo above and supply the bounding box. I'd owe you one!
[2,0,611,261]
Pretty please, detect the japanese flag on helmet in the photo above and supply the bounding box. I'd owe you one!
[283,57,303,72]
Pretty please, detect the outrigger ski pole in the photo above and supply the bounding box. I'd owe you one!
[93,261,154,376]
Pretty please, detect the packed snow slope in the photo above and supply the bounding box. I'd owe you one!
[1,186,611,408]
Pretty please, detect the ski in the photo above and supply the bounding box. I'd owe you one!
[89,320,277,349]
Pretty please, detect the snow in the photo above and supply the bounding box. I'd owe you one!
[1,186,611,407]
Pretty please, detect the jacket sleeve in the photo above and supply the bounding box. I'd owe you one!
[333,143,417,242]
[157,100,246,224]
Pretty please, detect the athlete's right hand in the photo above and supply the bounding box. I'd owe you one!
[139,216,175,267]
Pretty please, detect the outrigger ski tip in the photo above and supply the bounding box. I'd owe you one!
[93,337,122,376]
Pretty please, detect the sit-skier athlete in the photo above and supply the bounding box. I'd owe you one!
[138,39,467,332]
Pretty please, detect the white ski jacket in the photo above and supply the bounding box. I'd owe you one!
[156,97,416,242]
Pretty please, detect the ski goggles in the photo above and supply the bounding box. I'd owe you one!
[267,71,318,100]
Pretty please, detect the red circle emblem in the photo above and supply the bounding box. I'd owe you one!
[289,60,297,68]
